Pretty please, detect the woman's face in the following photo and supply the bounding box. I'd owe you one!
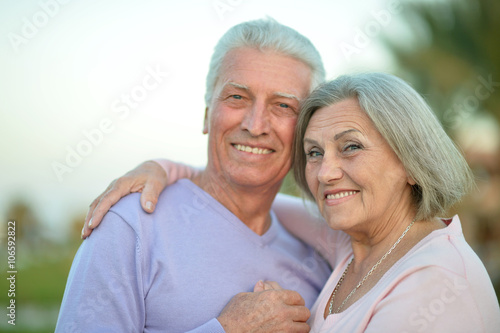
[304,97,415,234]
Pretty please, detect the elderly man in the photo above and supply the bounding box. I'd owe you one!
[56,18,331,332]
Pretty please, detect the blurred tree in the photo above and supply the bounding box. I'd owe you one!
[6,199,39,244]
[385,0,500,131]
[69,211,88,242]
[279,171,302,197]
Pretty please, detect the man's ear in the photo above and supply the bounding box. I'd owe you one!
[203,107,209,134]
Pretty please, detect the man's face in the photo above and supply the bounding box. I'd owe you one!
[204,47,312,190]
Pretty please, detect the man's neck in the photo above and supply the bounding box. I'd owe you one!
[192,170,282,235]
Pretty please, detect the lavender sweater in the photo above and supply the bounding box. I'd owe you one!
[56,179,331,332]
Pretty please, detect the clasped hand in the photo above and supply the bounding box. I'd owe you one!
[217,280,311,333]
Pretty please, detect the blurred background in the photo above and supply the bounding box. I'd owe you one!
[0,0,498,331]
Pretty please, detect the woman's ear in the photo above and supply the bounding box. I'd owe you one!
[203,107,209,134]
[407,175,416,186]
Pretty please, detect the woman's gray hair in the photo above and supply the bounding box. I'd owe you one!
[204,17,325,105]
[293,72,474,221]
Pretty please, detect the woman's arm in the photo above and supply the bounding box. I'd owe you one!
[272,193,350,268]
[82,159,200,238]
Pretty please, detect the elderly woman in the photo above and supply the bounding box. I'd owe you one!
[81,73,500,332]
[277,72,500,331]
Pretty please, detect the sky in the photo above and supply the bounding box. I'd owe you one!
[0,0,415,239]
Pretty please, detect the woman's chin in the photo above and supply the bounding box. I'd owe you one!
[324,215,354,231]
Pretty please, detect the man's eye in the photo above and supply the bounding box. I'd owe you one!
[231,95,242,99]
[279,103,289,108]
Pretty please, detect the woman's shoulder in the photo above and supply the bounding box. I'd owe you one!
[370,216,500,331]
[384,215,498,310]
[372,257,500,332]
[398,215,483,277]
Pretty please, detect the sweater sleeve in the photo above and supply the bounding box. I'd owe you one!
[154,158,202,185]
[55,211,145,333]
[186,318,226,333]
[365,266,490,333]
[272,193,351,268]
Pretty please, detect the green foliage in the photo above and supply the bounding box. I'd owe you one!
[0,243,79,332]
[15,254,75,304]
[279,170,302,197]
[384,0,500,131]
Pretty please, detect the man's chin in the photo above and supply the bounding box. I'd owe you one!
[225,167,289,188]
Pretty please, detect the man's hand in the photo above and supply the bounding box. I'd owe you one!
[81,161,167,239]
[217,283,310,333]
[253,280,284,292]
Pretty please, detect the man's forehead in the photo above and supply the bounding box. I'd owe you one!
[216,47,312,97]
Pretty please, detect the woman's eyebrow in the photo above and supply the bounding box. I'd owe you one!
[334,129,361,141]
[303,138,319,146]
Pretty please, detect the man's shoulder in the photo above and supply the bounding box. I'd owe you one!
[107,180,207,231]
[110,179,192,212]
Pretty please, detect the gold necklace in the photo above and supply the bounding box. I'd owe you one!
[328,217,416,314]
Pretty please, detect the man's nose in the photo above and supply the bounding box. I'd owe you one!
[241,101,271,136]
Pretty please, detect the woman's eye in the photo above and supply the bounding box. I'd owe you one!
[344,143,362,152]
[307,150,322,158]
[279,103,289,108]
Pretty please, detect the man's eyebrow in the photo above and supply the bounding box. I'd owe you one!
[224,82,300,101]
[226,82,249,90]
[334,129,361,141]
[274,92,300,101]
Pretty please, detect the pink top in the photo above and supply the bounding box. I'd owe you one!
[305,215,500,333]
